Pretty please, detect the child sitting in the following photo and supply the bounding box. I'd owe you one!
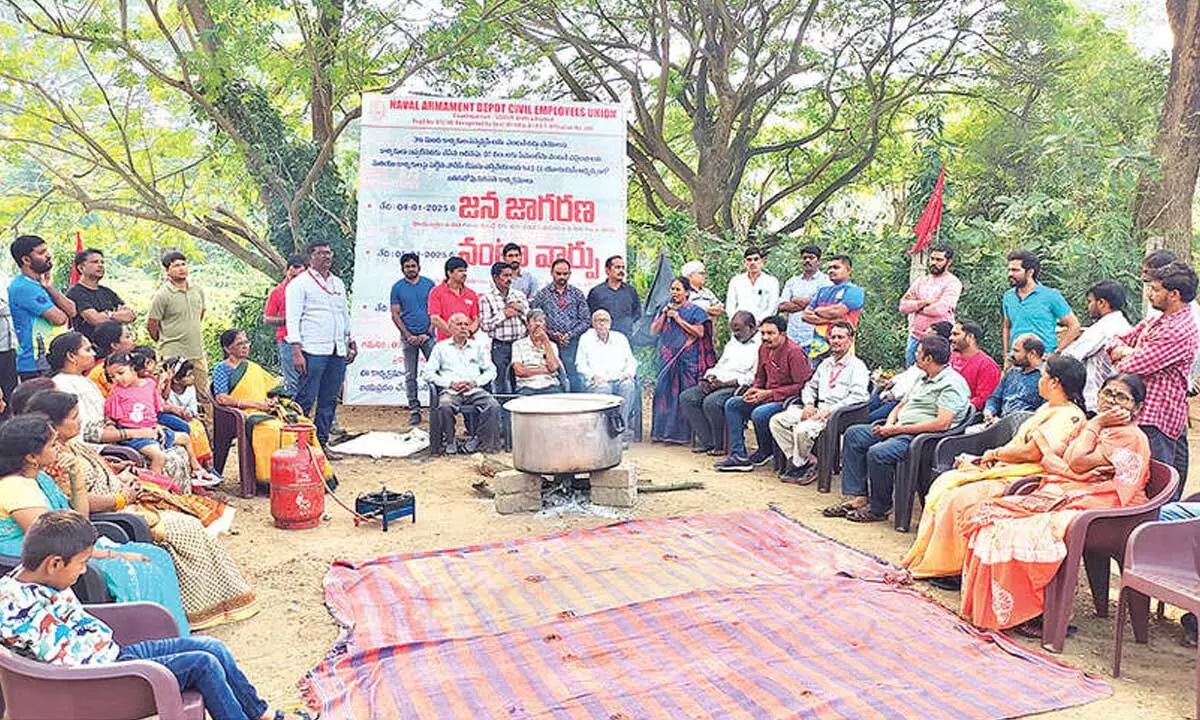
[0,510,305,720]
[136,349,220,485]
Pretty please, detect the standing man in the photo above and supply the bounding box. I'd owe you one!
[503,243,540,299]
[1140,249,1200,386]
[715,316,812,472]
[1001,249,1080,357]
[983,333,1046,423]
[800,254,865,361]
[1108,262,1199,500]
[724,246,779,322]
[899,244,962,366]
[428,257,478,341]
[8,235,74,381]
[681,260,723,318]
[532,259,591,392]
[66,248,136,343]
[949,320,1001,412]
[0,267,18,402]
[286,240,357,450]
[769,321,870,482]
[827,335,970,523]
[1060,279,1132,413]
[587,255,642,338]
[777,245,831,354]
[421,312,501,454]
[479,261,528,393]
[679,311,760,455]
[390,252,436,425]
[147,251,208,417]
[263,254,308,397]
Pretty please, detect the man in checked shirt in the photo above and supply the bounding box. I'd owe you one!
[1108,261,1200,500]
[532,259,591,392]
[479,262,529,394]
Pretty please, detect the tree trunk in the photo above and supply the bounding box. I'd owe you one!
[1134,0,1200,262]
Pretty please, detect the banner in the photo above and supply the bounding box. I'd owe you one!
[346,95,627,405]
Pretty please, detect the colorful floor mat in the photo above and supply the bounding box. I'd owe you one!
[302,509,1110,719]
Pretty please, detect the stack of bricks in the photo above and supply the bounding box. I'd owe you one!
[493,470,543,515]
[589,462,637,508]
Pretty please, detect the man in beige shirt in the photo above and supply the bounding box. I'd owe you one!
[147,251,209,417]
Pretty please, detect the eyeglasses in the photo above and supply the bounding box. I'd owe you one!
[1099,387,1133,403]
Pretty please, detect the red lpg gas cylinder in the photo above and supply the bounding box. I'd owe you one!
[270,424,326,530]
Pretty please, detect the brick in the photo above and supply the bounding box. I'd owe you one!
[590,485,637,508]
[492,470,543,495]
[589,464,636,489]
[495,493,542,514]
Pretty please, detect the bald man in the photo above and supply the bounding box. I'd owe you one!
[420,312,501,454]
[576,308,638,443]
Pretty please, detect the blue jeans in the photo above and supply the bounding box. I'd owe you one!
[905,335,920,367]
[295,353,347,446]
[1142,424,1189,502]
[402,334,436,409]
[723,396,783,459]
[157,413,191,434]
[868,392,899,423]
[118,636,268,720]
[841,423,914,515]
[277,341,300,397]
[1160,501,1200,521]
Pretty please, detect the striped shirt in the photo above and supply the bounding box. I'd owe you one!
[479,286,528,343]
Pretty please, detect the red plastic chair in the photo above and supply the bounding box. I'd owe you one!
[1112,514,1200,718]
[0,602,204,719]
[1007,459,1180,653]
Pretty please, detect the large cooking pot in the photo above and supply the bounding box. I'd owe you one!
[504,393,625,474]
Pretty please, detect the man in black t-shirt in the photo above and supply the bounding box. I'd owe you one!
[65,248,136,342]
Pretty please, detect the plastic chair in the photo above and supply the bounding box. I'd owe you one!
[931,410,1034,476]
[211,400,257,498]
[91,512,153,543]
[0,551,111,603]
[1006,460,1180,653]
[1112,514,1200,717]
[0,602,204,720]
[892,409,979,531]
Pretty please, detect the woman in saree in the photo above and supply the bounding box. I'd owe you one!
[902,355,1089,581]
[0,413,191,633]
[211,329,333,486]
[29,390,258,630]
[47,332,195,491]
[959,373,1152,632]
[649,277,716,444]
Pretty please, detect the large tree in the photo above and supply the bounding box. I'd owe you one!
[1133,0,1200,261]
[515,0,997,242]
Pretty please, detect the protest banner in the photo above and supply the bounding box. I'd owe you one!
[347,95,627,405]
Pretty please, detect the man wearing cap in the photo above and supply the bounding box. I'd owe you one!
[428,257,479,341]
[263,254,309,396]
[682,260,723,318]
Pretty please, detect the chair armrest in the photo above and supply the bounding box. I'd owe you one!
[8,655,189,719]
[1183,491,1200,503]
[1004,477,1040,495]
[86,602,181,644]
[1124,517,1200,571]
[99,445,145,466]
[933,418,1020,472]
[92,520,129,543]
[91,512,153,543]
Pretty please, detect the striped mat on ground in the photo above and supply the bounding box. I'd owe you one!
[301,508,1110,719]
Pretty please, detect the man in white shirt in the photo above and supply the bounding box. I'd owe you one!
[421,312,500,454]
[576,309,638,442]
[770,321,870,482]
[286,240,356,448]
[1060,279,1132,413]
[724,246,779,322]
[777,245,831,353]
[679,311,760,454]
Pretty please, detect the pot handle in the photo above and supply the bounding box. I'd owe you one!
[605,406,626,438]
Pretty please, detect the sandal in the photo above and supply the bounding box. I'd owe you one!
[844,507,888,523]
[822,502,860,518]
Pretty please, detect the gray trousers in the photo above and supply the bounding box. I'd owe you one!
[679,385,735,450]
[435,387,501,452]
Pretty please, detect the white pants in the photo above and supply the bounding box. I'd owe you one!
[768,406,828,466]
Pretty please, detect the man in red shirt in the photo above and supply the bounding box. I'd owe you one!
[949,319,1001,411]
[262,254,307,395]
[428,257,479,341]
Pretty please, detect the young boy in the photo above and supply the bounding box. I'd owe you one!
[0,510,301,719]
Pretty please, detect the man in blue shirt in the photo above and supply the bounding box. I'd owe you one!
[7,235,75,380]
[983,333,1045,423]
[1001,249,1080,358]
[390,252,436,425]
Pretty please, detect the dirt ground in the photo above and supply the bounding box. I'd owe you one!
[206,405,1199,719]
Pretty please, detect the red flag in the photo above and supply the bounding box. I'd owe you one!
[69,232,83,285]
[907,166,945,255]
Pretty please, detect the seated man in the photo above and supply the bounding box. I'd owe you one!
[420,312,501,454]
[825,335,970,523]
[949,320,1001,412]
[0,510,300,720]
[575,309,638,442]
[868,321,953,422]
[679,311,759,455]
[511,309,564,395]
[983,332,1045,424]
[769,321,869,483]
[715,315,812,472]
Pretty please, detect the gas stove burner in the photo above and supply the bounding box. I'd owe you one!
[354,487,416,531]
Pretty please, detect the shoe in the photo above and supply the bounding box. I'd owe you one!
[190,472,221,489]
[714,456,754,472]
[443,440,458,455]
[409,410,422,426]
[324,449,347,461]
[1183,612,1198,646]
[706,448,725,457]
[747,451,772,467]
[926,575,962,591]
[692,445,715,454]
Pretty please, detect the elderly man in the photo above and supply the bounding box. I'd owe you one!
[769,321,869,483]
[827,335,970,523]
[421,312,501,454]
[679,310,760,455]
[479,261,528,394]
[682,260,723,318]
[511,309,564,395]
[576,308,638,442]
[983,333,1045,424]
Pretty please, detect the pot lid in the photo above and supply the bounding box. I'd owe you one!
[503,392,622,414]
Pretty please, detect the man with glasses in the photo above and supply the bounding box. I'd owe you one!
[725,246,779,322]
